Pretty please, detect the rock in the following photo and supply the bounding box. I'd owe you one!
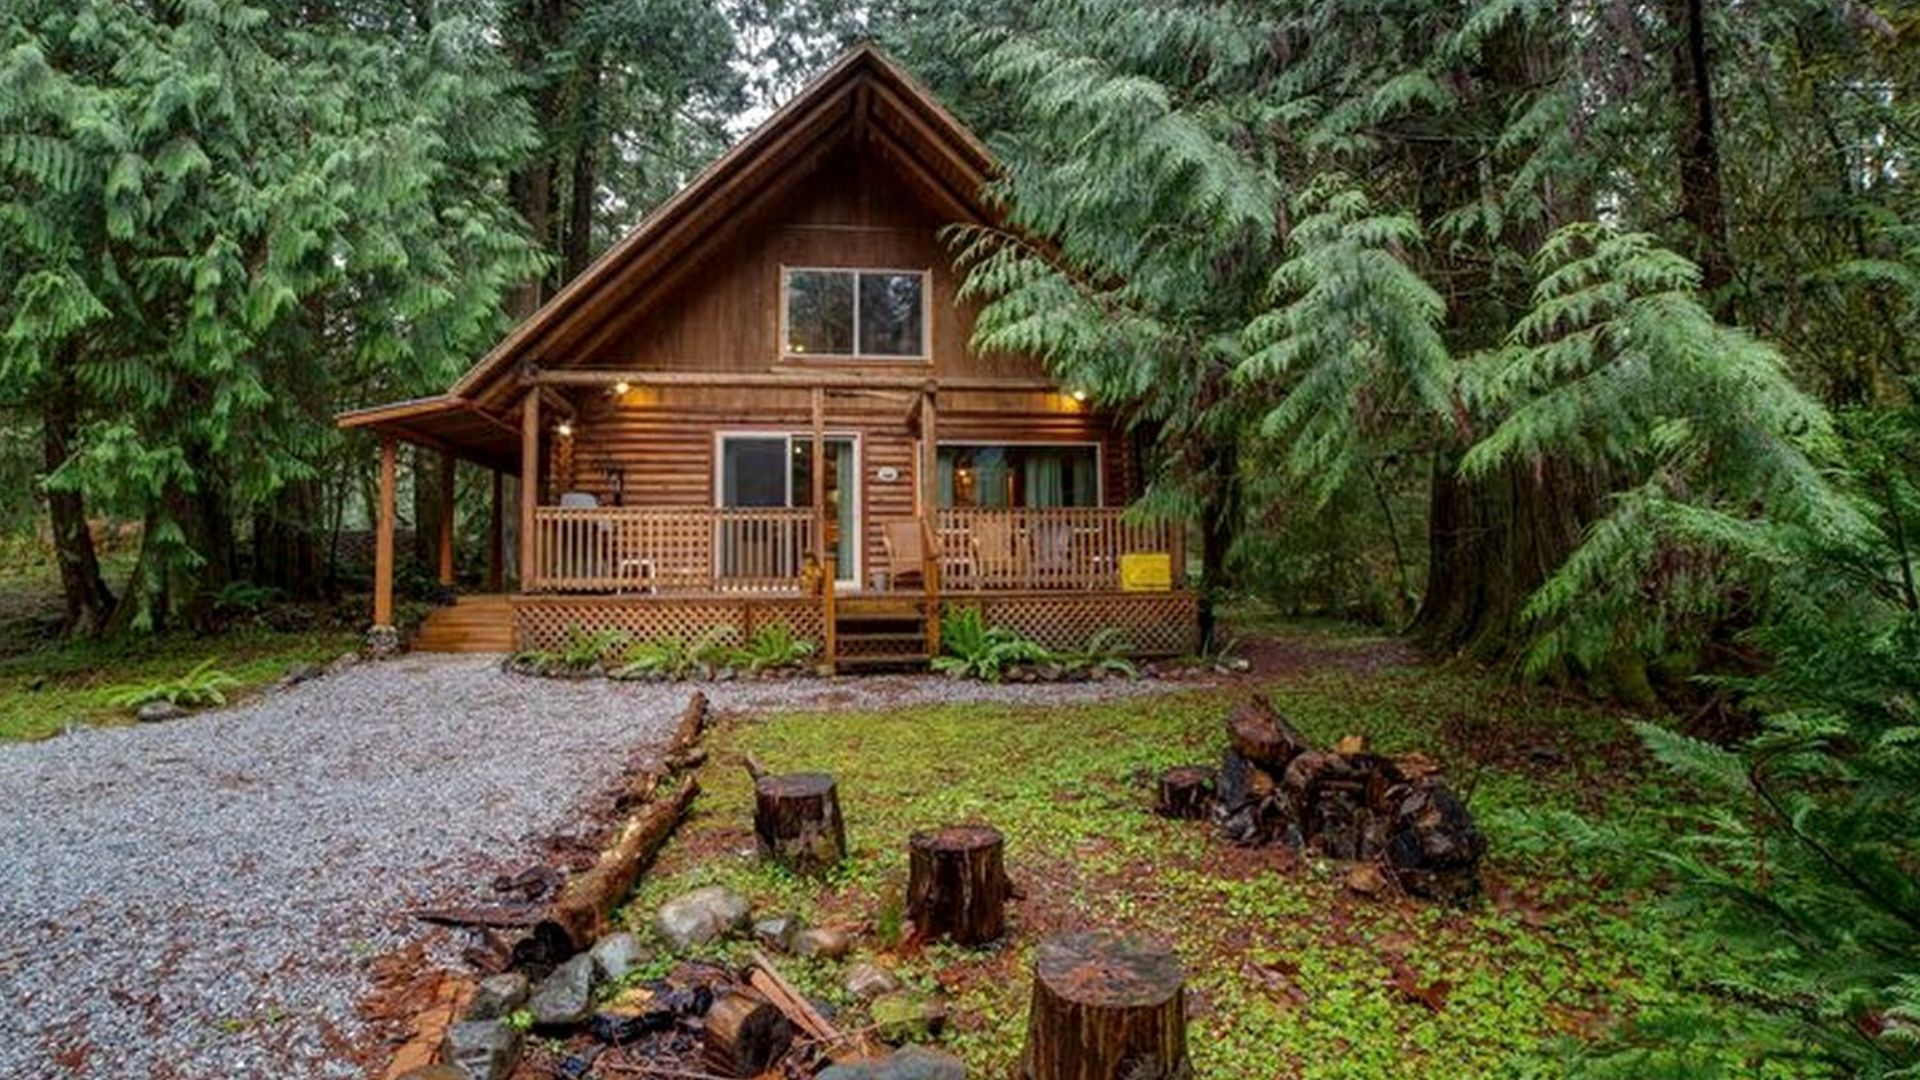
[527,953,596,1029]
[136,701,185,723]
[466,972,529,1020]
[844,961,902,999]
[328,650,363,674]
[396,1066,467,1080]
[589,931,646,982]
[443,1018,520,1080]
[791,926,853,959]
[818,1045,966,1080]
[655,886,750,951]
[282,662,323,686]
[753,914,801,952]
[867,989,948,1043]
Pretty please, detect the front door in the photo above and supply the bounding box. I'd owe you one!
[717,434,859,588]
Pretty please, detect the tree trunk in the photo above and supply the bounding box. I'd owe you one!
[412,445,437,573]
[1196,436,1240,651]
[252,478,324,599]
[1154,767,1216,821]
[1021,930,1189,1080]
[562,52,601,283]
[751,772,847,875]
[41,358,114,637]
[906,825,1009,946]
[1666,0,1734,310]
[506,0,568,316]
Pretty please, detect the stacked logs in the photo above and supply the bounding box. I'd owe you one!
[1160,696,1487,902]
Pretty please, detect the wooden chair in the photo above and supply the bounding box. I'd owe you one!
[972,516,1021,588]
[881,519,927,590]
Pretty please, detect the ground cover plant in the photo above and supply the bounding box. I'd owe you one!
[610,635,1773,1078]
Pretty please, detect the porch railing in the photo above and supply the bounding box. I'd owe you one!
[531,506,815,593]
[935,507,1184,592]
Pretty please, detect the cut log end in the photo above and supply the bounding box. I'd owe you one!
[907,824,1009,947]
[703,990,794,1077]
[753,771,847,875]
[1155,766,1216,820]
[1023,930,1189,1080]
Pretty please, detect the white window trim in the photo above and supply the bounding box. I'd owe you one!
[780,265,931,363]
[935,439,1106,508]
[712,429,865,590]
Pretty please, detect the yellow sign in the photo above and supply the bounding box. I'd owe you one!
[1120,552,1173,592]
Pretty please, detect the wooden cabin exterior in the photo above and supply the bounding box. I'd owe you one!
[338,45,1198,669]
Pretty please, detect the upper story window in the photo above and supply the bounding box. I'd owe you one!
[784,268,927,360]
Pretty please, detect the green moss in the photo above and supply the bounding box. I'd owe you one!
[622,657,1781,1077]
[0,627,359,741]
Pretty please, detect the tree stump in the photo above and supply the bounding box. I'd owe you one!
[906,825,1009,946]
[1021,930,1190,1080]
[753,772,847,875]
[702,990,793,1076]
[1154,766,1216,820]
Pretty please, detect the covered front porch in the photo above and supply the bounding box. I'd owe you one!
[342,368,1195,668]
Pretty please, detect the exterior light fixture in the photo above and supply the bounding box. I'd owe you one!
[556,421,574,438]
[613,380,631,396]
[1070,388,1089,403]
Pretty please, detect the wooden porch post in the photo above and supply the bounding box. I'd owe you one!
[437,451,456,587]
[812,387,835,673]
[519,391,540,590]
[488,468,505,593]
[374,434,397,627]
[920,386,941,657]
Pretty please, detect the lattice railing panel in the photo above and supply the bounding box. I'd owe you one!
[949,592,1199,657]
[515,597,826,653]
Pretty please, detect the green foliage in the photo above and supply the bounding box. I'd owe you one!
[511,624,631,676]
[612,625,736,680]
[105,658,240,710]
[930,607,1048,682]
[1049,627,1137,678]
[212,581,284,617]
[732,621,817,673]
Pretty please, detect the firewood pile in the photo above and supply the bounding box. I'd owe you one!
[1160,696,1487,903]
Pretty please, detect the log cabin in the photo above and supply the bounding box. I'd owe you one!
[337,44,1198,670]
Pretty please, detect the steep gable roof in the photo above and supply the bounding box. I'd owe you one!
[452,42,996,406]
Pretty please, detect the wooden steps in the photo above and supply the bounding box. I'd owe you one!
[833,594,930,670]
[412,595,516,653]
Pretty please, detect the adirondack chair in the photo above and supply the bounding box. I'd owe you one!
[881,519,928,590]
[972,516,1021,589]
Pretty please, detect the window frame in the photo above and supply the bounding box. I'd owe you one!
[780,265,931,363]
[712,429,866,588]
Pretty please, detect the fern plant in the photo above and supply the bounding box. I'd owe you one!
[1052,627,1138,678]
[613,625,737,680]
[509,624,630,677]
[107,659,240,710]
[733,622,817,673]
[931,608,1049,683]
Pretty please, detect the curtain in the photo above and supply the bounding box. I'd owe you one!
[1026,454,1066,507]
[1071,451,1097,507]
[834,441,855,579]
[937,448,956,506]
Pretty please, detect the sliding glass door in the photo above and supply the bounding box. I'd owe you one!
[717,434,858,586]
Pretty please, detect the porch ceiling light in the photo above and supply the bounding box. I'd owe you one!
[1069,388,1089,402]
[556,421,574,438]
[612,380,631,396]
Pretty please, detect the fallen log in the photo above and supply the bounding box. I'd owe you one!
[1227,696,1311,771]
[518,778,700,965]
[410,904,542,930]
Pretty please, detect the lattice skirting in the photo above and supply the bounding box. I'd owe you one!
[514,595,827,653]
[945,591,1199,657]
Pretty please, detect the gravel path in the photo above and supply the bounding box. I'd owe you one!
[0,655,1176,1079]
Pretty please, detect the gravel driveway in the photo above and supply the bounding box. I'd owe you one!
[0,655,1175,1079]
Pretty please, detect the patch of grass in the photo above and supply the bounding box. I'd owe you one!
[0,626,359,741]
[622,649,1773,1076]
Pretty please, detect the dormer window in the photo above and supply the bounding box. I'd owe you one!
[784,268,928,360]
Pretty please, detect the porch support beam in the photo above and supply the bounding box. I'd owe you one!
[374,434,397,628]
[920,387,941,657]
[812,386,834,672]
[524,370,1061,393]
[437,451,457,587]
[489,468,505,593]
[520,391,540,590]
